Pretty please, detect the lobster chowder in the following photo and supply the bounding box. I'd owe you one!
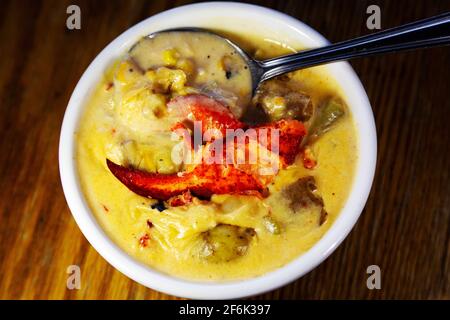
[76,31,357,280]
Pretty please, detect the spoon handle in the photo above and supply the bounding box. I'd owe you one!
[259,12,450,82]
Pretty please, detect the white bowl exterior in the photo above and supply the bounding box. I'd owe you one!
[59,2,377,299]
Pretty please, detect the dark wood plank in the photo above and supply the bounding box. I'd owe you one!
[0,0,448,299]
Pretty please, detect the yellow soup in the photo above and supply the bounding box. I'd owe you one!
[76,31,358,281]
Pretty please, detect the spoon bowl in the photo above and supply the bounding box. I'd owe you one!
[131,12,450,97]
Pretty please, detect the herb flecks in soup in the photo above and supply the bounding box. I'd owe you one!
[76,31,357,280]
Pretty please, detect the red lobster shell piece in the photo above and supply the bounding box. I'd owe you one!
[107,94,306,201]
[168,94,245,137]
[107,160,265,200]
[256,119,306,166]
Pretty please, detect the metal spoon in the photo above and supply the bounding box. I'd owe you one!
[131,12,450,95]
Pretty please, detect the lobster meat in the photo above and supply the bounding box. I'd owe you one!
[107,94,306,201]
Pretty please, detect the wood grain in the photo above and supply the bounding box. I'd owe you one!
[0,0,448,300]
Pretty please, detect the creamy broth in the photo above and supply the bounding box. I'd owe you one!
[76,31,357,280]
[130,31,252,117]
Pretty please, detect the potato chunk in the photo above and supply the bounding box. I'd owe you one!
[200,224,256,263]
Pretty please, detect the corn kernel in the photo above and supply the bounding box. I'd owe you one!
[162,49,179,66]
[115,61,140,85]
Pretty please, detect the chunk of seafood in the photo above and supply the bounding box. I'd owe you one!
[107,159,265,200]
[168,94,244,137]
[107,95,307,201]
[169,94,306,165]
[255,119,306,166]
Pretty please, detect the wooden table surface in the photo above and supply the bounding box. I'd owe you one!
[0,0,449,300]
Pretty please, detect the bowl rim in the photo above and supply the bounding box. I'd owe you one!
[59,1,377,299]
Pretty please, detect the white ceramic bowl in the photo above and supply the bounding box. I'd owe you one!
[59,2,377,299]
